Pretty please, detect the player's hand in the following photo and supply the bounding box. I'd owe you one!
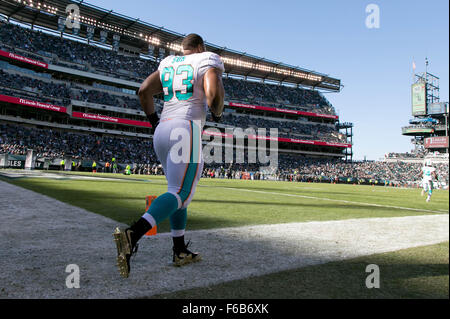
[147,112,160,135]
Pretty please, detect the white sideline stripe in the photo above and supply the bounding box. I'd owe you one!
[222,187,449,214]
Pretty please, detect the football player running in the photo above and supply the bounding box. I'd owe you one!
[420,159,439,202]
[113,34,225,278]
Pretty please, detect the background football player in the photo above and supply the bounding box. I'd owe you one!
[420,159,439,202]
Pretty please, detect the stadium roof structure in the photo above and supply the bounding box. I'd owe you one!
[0,0,341,91]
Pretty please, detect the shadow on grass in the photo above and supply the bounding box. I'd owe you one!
[191,198,438,214]
[148,261,449,299]
[5,177,439,231]
[1,175,447,299]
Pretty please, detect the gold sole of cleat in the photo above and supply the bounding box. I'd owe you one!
[113,227,131,278]
[117,255,129,278]
[113,227,131,255]
[174,254,202,267]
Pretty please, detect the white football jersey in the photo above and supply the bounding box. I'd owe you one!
[157,52,225,125]
[422,166,436,182]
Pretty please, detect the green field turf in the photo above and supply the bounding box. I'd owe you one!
[149,241,449,299]
[1,171,448,233]
[1,170,448,299]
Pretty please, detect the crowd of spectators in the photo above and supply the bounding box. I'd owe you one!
[0,86,65,106]
[275,155,449,185]
[1,22,447,187]
[0,70,143,109]
[74,88,142,110]
[216,113,345,143]
[0,123,157,164]
[0,22,158,80]
[202,166,263,180]
[132,163,163,175]
[223,77,334,113]
[1,123,447,186]
[0,69,72,105]
[204,154,449,186]
[1,69,343,142]
[385,152,426,159]
[1,21,336,114]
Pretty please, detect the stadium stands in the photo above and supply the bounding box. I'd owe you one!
[204,156,449,186]
[0,65,341,143]
[5,17,444,188]
[223,77,334,113]
[1,122,448,186]
[0,122,156,164]
[0,69,71,104]
[0,21,335,113]
[209,113,345,143]
[0,21,158,80]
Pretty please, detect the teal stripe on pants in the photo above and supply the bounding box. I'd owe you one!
[178,121,200,204]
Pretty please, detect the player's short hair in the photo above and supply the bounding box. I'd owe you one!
[182,33,204,50]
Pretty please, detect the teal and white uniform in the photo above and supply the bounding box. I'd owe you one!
[142,52,224,237]
[158,52,224,126]
[422,165,436,194]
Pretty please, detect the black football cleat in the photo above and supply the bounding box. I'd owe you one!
[172,240,202,267]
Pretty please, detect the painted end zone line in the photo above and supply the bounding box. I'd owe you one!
[222,187,448,214]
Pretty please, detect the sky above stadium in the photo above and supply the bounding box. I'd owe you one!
[85,0,449,160]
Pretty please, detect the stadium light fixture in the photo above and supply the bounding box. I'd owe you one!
[167,42,183,52]
[145,36,160,46]
[9,0,322,78]
[13,0,57,14]
[220,56,322,82]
